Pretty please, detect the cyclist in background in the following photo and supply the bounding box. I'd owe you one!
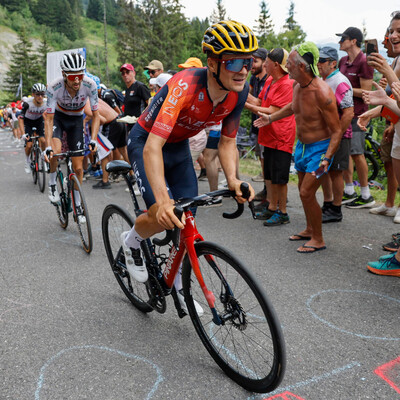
[121,20,257,313]
[44,53,100,213]
[19,83,47,174]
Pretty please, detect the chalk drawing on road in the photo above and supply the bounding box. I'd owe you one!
[35,345,164,400]
[263,391,306,399]
[306,289,400,341]
[374,356,400,395]
[247,361,360,400]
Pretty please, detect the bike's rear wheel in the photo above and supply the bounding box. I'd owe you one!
[31,149,37,184]
[37,147,46,192]
[55,171,68,229]
[71,174,92,253]
[102,204,153,312]
[182,241,285,393]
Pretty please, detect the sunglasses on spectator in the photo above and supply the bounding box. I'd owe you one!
[35,92,45,96]
[148,70,157,75]
[318,58,333,63]
[64,72,84,81]
[339,36,350,43]
[121,70,132,75]
[215,57,254,73]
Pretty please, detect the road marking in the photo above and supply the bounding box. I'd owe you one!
[374,356,400,394]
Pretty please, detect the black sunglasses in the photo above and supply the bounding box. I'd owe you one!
[318,58,333,63]
[339,36,349,43]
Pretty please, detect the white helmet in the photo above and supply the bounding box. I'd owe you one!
[32,83,46,93]
[60,53,86,72]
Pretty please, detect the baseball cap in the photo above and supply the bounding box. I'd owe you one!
[155,73,172,88]
[253,48,268,60]
[144,60,163,70]
[178,57,203,68]
[335,27,363,42]
[296,42,320,76]
[318,46,338,62]
[120,63,135,72]
[268,48,289,73]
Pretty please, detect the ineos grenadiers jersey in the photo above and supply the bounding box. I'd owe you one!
[137,68,249,143]
[19,98,47,121]
[46,77,99,116]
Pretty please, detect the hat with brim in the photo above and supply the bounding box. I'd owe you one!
[268,48,289,73]
[120,63,134,72]
[253,48,268,60]
[335,27,363,43]
[155,73,172,88]
[296,42,320,76]
[319,46,338,62]
[144,60,163,70]
[178,57,203,69]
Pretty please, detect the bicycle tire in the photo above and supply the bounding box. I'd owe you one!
[55,171,68,229]
[71,174,93,253]
[365,151,379,182]
[182,241,286,393]
[37,147,46,193]
[102,204,153,312]
[31,149,38,184]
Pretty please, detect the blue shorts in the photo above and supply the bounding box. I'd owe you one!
[127,125,198,209]
[294,139,330,173]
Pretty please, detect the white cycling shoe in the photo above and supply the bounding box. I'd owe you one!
[120,231,148,283]
[177,289,204,316]
[24,160,31,174]
[48,184,60,203]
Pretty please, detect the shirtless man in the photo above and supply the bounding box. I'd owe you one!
[254,42,342,253]
[84,98,129,188]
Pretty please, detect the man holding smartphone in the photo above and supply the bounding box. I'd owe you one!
[336,27,375,208]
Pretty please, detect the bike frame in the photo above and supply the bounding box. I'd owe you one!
[56,154,79,215]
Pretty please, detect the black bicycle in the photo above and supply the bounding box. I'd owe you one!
[29,134,46,193]
[101,160,286,393]
[52,149,93,253]
[364,126,385,182]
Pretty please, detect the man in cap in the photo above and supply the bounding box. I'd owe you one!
[120,63,151,133]
[255,42,342,253]
[178,57,203,69]
[335,27,375,209]
[144,59,164,79]
[317,46,354,223]
[245,48,295,225]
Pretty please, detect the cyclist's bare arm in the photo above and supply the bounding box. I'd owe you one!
[90,109,101,142]
[218,135,254,202]
[143,133,185,230]
[18,117,25,136]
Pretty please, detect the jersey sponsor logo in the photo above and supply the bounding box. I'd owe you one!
[198,92,204,102]
[164,245,178,279]
[82,82,91,88]
[154,121,173,133]
[144,96,164,123]
[91,90,97,96]
[92,105,98,111]
[52,83,62,91]
[46,92,53,99]
[164,79,189,117]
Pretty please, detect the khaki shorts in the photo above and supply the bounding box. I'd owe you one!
[380,138,392,163]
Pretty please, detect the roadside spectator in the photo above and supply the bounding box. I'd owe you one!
[246,48,295,225]
[120,63,151,133]
[317,46,354,223]
[336,27,375,208]
[99,83,123,115]
[144,60,164,79]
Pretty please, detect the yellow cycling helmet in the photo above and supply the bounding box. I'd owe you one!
[202,20,258,55]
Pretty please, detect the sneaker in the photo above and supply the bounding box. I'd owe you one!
[369,204,397,216]
[345,195,375,209]
[254,200,269,212]
[198,170,207,181]
[177,289,204,316]
[75,205,86,224]
[263,210,290,226]
[92,180,111,189]
[379,252,397,262]
[394,209,400,224]
[255,207,275,220]
[251,172,264,182]
[120,231,148,283]
[204,196,222,207]
[48,184,60,203]
[367,255,400,277]
[93,169,103,180]
[341,192,358,205]
[382,239,400,252]
[322,208,343,223]
[254,187,267,202]
[24,160,31,174]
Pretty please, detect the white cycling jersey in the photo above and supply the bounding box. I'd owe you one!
[46,76,98,116]
[19,97,47,121]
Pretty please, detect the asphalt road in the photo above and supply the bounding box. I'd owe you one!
[1,127,399,400]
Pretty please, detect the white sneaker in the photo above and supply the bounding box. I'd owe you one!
[177,289,204,316]
[120,231,148,283]
[48,184,60,203]
[394,209,400,224]
[24,160,31,174]
[369,204,397,217]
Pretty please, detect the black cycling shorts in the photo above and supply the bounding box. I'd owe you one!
[104,118,126,149]
[25,117,44,138]
[52,110,85,152]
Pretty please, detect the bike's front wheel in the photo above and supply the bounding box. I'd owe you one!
[31,150,38,184]
[182,241,286,393]
[71,175,93,253]
[102,204,153,312]
[55,171,68,229]
[37,147,46,193]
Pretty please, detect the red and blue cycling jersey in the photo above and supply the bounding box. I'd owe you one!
[137,68,249,142]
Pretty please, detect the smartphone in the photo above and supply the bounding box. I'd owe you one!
[365,39,378,56]
[314,165,327,179]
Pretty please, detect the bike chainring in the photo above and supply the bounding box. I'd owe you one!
[145,273,166,313]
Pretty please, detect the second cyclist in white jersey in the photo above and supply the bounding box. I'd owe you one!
[44,53,100,208]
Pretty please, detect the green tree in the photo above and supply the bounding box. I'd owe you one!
[277,1,306,49]
[36,32,53,83]
[210,0,227,23]
[0,0,26,12]
[5,28,40,97]
[87,0,102,21]
[254,1,277,50]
